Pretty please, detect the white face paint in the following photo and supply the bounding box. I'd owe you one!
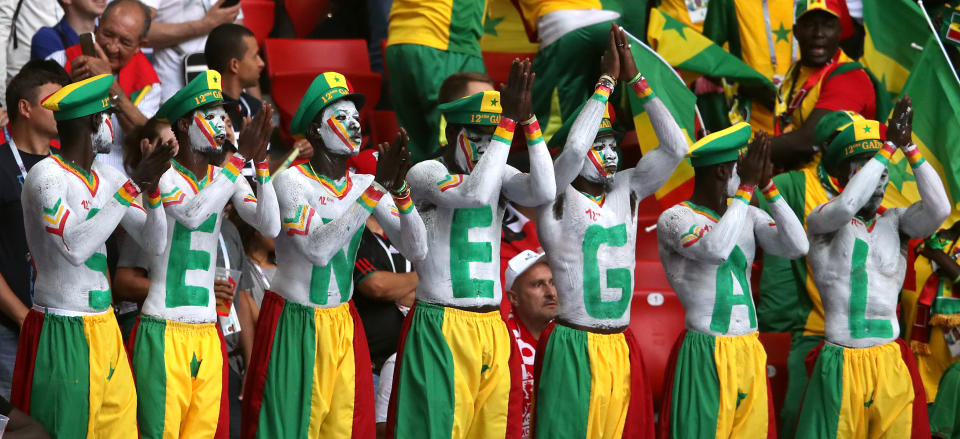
[188,106,228,154]
[317,100,362,156]
[579,134,618,184]
[726,163,741,197]
[91,113,114,154]
[849,158,889,213]
[453,126,493,172]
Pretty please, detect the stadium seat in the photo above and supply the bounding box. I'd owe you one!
[635,260,671,291]
[481,51,536,87]
[270,71,381,139]
[264,39,373,77]
[759,332,792,417]
[630,290,685,408]
[372,110,400,146]
[240,1,274,47]
[284,0,328,38]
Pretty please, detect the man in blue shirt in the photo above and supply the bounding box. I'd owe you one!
[30,0,105,61]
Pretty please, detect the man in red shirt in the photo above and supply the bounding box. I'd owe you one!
[771,0,881,171]
[503,250,558,439]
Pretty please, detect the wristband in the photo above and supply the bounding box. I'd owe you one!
[114,180,141,206]
[521,115,537,126]
[392,186,414,214]
[592,84,612,103]
[492,118,516,145]
[356,185,384,213]
[523,117,545,147]
[903,144,926,169]
[255,160,270,185]
[598,74,616,89]
[761,182,782,202]
[875,141,897,165]
[146,188,162,208]
[628,72,643,85]
[632,76,654,104]
[390,181,409,196]
[734,184,755,204]
[222,155,245,182]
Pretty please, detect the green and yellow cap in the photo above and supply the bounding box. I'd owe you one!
[157,70,223,122]
[796,0,842,19]
[815,110,864,145]
[822,118,886,174]
[41,74,114,121]
[688,122,752,168]
[547,101,617,150]
[290,72,365,136]
[437,91,502,126]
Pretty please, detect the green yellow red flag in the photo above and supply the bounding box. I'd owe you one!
[861,0,927,98]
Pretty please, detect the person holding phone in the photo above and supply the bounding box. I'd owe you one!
[47,0,162,176]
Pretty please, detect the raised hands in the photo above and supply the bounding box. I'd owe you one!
[601,24,620,82]
[738,131,773,188]
[375,128,412,193]
[132,140,175,194]
[612,24,639,83]
[500,59,534,122]
[887,95,913,149]
[237,102,275,163]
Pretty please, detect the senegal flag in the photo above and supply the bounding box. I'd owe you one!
[647,8,774,90]
[624,30,701,209]
[479,0,537,53]
[888,35,960,221]
[862,0,927,98]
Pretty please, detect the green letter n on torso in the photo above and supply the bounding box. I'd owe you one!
[450,206,494,299]
[583,223,632,320]
[310,218,364,305]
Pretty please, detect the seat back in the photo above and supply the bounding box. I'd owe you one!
[264,38,372,77]
[284,0,328,38]
[481,51,536,86]
[630,290,685,409]
[240,1,274,47]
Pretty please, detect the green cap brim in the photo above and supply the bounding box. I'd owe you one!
[290,91,365,136]
[689,122,752,168]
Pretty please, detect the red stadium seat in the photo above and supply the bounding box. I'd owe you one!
[634,260,672,291]
[372,110,400,146]
[759,332,792,417]
[264,38,372,77]
[630,291,685,408]
[482,52,536,87]
[284,0,328,38]
[270,71,381,139]
[240,1,274,47]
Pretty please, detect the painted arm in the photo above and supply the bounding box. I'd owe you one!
[160,157,243,230]
[806,142,895,235]
[898,144,951,238]
[658,189,754,265]
[407,118,516,209]
[231,161,281,238]
[623,79,689,199]
[371,184,429,263]
[553,84,611,192]
[752,183,809,258]
[279,177,382,267]
[501,117,556,206]
[30,172,142,266]
[119,190,168,256]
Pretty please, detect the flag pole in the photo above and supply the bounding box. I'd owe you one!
[918,0,960,86]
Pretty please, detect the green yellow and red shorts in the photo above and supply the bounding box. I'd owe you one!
[385,301,523,439]
[658,330,775,439]
[11,305,137,439]
[241,292,375,438]
[795,339,929,439]
[533,322,654,439]
[128,314,228,439]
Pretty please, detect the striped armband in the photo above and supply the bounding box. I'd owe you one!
[874,141,897,166]
[591,84,612,103]
[734,184,754,204]
[114,181,140,206]
[255,160,270,185]
[761,182,781,203]
[357,185,384,213]
[492,118,516,145]
[393,186,414,214]
[903,144,926,169]
[631,75,655,105]
[146,189,162,208]
[222,155,245,182]
[522,116,545,147]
